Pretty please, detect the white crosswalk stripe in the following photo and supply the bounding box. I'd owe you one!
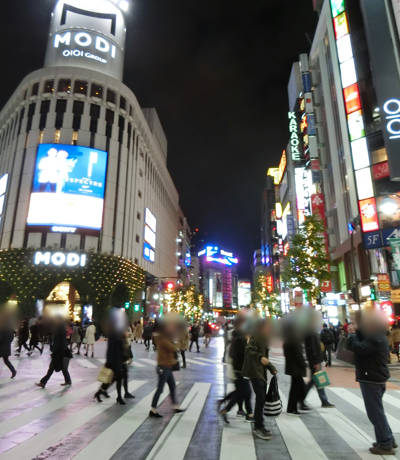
[74,357,98,369]
[145,382,211,460]
[0,379,147,460]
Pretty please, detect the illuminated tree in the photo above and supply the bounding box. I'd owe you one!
[281,214,331,304]
[252,273,281,317]
[168,285,204,321]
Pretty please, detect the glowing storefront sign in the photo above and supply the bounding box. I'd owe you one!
[348,110,365,141]
[355,168,374,200]
[145,208,157,233]
[34,251,87,267]
[295,168,312,225]
[383,99,400,140]
[359,198,379,232]
[27,144,108,231]
[143,242,155,263]
[351,137,370,170]
[344,83,361,114]
[333,12,349,39]
[288,113,302,162]
[199,246,239,266]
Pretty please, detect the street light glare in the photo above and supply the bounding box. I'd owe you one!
[118,0,130,12]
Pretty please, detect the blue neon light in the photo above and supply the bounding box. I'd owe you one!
[197,245,238,266]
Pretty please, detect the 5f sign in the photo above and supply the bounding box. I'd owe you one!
[383,99,400,140]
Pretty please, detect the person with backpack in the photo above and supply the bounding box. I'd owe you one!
[320,323,335,367]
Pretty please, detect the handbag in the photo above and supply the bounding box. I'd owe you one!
[97,366,114,384]
[312,370,331,389]
[264,376,282,417]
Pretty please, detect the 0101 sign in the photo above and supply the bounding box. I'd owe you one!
[383,99,400,140]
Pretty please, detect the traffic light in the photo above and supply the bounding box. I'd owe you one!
[370,285,377,301]
[124,302,130,310]
[134,304,140,312]
[166,282,174,291]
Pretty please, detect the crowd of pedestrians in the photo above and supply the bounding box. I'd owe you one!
[0,306,398,455]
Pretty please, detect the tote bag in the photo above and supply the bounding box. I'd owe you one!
[312,370,331,389]
[264,376,282,417]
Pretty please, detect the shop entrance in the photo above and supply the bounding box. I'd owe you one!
[44,281,82,321]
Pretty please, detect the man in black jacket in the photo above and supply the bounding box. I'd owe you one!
[347,313,396,455]
[320,323,335,367]
[36,318,72,388]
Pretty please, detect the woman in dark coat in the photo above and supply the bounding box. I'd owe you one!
[0,316,16,378]
[95,329,126,405]
[283,324,307,415]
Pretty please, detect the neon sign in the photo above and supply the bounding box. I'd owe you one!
[34,251,86,267]
[198,246,238,266]
[288,113,302,161]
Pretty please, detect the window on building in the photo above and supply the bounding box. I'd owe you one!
[31,83,39,96]
[74,80,88,95]
[120,96,127,111]
[38,131,44,144]
[72,131,78,145]
[138,190,142,198]
[54,130,61,143]
[137,212,141,220]
[43,80,55,94]
[91,83,103,99]
[107,89,116,104]
[134,258,138,264]
[58,79,72,94]
[23,89,28,100]
[73,101,84,116]
[139,169,143,177]
[136,235,140,243]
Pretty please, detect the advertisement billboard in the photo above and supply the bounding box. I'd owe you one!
[27,144,108,230]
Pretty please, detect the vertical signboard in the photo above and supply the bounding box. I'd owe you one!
[360,0,400,180]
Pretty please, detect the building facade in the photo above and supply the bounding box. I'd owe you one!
[0,0,187,319]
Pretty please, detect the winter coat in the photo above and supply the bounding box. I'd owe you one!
[143,324,153,340]
[347,330,390,384]
[134,323,143,339]
[84,324,96,345]
[156,333,178,368]
[320,328,335,346]
[106,333,124,377]
[305,332,324,368]
[190,325,200,340]
[71,325,82,343]
[0,327,14,357]
[284,340,307,377]
[50,326,70,372]
[29,323,40,345]
[242,334,276,382]
[229,330,247,373]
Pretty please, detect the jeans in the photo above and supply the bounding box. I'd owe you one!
[151,367,176,409]
[41,357,71,386]
[287,376,306,412]
[144,338,151,349]
[251,378,266,430]
[360,382,394,449]
[189,338,199,352]
[323,345,332,366]
[225,375,252,414]
[304,366,329,406]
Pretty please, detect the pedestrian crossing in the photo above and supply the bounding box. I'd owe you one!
[1,373,400,459]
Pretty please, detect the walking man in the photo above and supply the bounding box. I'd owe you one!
[189,322,200,352]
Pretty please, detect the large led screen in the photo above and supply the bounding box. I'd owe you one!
[27,144,108,230]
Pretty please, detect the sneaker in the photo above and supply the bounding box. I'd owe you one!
[35,382,45,389]
[321,403,335,408]
[60,382,72,386]
[287,410,301,416]
[124,392,135,399]
[254,428,272,440]
[369,446,395,455]
[373,441,398,449]
[245,414,255,423]
[236,410,246,417]
[149,411,163,418]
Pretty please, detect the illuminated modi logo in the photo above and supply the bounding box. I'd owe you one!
[34,251,87,268]
[54,32,116,62]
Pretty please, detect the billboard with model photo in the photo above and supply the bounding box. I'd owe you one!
[27,144,108,230]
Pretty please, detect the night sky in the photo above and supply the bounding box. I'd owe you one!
[0,1,317,278]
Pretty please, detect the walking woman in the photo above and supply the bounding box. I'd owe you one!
[70,322,83,355]
[84,321,96,358]
[0,313,16,378]
[134,321,143,344]
[149,319,185,418]
[94,325,126,404]
[283,323,307,416]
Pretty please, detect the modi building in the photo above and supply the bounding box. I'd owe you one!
[0,0,187,320]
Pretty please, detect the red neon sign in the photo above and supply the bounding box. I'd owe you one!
[359,198,379,232]
[343,83,361,114]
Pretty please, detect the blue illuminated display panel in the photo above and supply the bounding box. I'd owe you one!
[27,144,108,230]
